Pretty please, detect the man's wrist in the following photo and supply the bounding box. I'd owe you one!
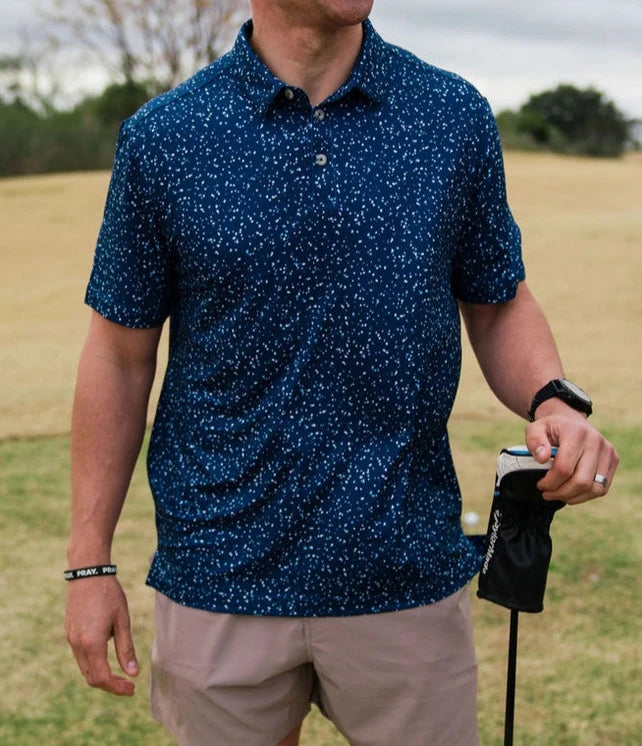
[66,539,112,568]
[530,397,589,421]
[527,378,593,421]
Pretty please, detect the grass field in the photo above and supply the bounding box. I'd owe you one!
[1,152,641,745]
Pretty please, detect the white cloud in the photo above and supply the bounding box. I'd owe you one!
[371,0,642,117]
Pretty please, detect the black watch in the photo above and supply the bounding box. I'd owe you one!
[528,378,593,422]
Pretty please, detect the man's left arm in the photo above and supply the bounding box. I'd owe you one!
[460,280,619,504]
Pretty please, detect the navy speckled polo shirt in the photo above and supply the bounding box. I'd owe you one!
[86,19,524,616]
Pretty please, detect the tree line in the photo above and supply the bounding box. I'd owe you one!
[496,85,636,158]
[1,0,248,176]
[0,0,638,177]
[0,80,154,176]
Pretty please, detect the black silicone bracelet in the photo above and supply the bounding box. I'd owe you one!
[64,565,117,581]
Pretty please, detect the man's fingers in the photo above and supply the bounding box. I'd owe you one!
[69,641,92,687]
[113,609,139,678]
[538,440,589,493]
[540,444,618,503]
[78,635,136,696]
[526,414,619,504]
[563,448,619,504]
[65,577,137,697]
[525,420,562,470]
[539,457,602,502]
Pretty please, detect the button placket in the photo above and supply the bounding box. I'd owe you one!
[312,107,328,167]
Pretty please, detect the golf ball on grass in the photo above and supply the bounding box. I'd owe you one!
[463,512,480,527]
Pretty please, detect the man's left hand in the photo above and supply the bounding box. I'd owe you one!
[525,403,619,505]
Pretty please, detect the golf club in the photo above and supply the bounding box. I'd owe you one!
[477,446,565,746]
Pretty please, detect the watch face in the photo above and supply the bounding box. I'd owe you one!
[561,379,592,404]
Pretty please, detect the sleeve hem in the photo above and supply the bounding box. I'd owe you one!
[455,271,525,305]
[85,288,168,329]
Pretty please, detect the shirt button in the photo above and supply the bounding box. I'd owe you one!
[283,87,295,101]
[314,108,326,121]
[315,153,328,166]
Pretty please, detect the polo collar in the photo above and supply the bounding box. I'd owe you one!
[233,18,389,115]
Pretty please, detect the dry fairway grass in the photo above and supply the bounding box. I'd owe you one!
[454,151,642,428]
[1,153,641,745]
[1,171,111,437]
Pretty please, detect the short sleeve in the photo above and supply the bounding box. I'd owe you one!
[452,98,525,303]
[85,122,172,327]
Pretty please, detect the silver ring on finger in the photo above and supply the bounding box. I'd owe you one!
[593,473,608,488]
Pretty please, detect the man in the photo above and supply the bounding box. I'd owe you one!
[65,2,619,744]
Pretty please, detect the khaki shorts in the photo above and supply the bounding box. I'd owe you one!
[150,587,479,746]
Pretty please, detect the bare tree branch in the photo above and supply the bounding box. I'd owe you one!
[43,0,249,91]
[1,27,62,112]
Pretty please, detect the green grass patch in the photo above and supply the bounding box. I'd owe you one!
[1,423,640,745]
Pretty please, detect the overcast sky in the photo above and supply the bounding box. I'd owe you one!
[1,0,641,118]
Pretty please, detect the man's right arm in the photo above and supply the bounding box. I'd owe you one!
[65,311,162,696]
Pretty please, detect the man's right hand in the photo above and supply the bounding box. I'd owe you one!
[65,576,139,696]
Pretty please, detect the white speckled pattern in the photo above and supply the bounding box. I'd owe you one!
[86,20,524,616]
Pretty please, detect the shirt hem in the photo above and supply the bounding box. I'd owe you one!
[145,546,483,618]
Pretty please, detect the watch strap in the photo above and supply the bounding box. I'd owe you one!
[528,379,593,421]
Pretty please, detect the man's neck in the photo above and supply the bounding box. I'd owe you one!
[249,14,364,107]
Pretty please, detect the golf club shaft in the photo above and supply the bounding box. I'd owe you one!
[504,609,519,746]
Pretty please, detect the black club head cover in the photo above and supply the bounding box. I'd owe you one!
[477,446,565,613]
